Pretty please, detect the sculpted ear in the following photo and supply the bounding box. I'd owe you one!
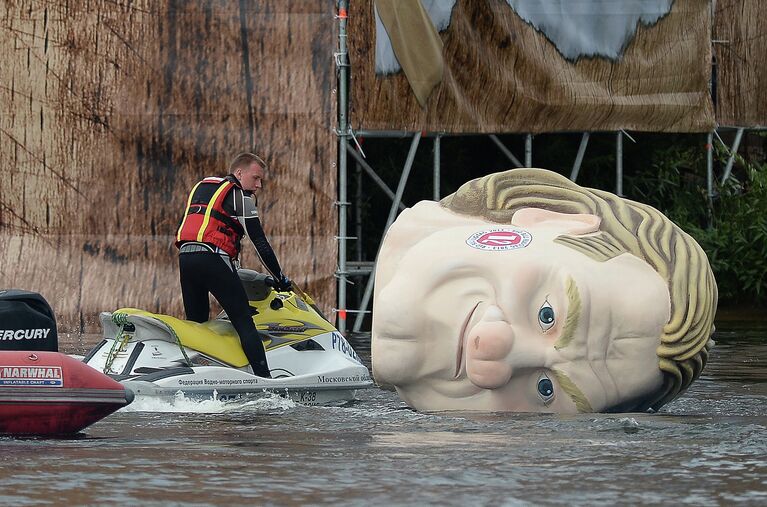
[511,208,601,235]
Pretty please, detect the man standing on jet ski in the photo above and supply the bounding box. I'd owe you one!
[175,152,292,378]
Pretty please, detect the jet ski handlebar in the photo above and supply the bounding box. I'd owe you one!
[238,268,329,323]
[237,269,292,300]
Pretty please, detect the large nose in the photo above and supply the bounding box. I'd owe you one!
[466,306,514,389]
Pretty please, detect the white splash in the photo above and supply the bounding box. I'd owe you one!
[121,390,297,414]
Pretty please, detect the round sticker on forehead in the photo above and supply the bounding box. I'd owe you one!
[466,228,532,251]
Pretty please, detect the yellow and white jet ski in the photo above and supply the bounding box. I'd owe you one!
[83,270,372,405]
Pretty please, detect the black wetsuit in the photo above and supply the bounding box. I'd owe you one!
[178,175,285,378]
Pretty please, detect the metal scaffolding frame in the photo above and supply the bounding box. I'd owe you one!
[334,126,635,333]
[332,1,754,334]
[335,0,351,333]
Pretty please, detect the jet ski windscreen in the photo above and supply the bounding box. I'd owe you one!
[0,289,59,352]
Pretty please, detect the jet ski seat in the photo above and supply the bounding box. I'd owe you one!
[112,309,251,368]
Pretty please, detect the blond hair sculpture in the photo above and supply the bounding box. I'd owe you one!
[441,168,717,412]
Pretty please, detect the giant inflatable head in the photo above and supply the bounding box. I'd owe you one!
[372,169,717,413]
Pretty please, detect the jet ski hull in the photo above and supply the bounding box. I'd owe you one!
[82,270,374,405]
[123,378,365,405]
[118,361,372,405]
[84,322,373,405]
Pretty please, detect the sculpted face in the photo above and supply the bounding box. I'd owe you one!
[372,201,671,413]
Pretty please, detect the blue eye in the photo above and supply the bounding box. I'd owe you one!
[537,375,554,403]
[538,301,555,331]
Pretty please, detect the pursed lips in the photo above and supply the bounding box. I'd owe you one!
[455,301,481,379]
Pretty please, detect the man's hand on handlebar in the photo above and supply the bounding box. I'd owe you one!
[264,274,293,292]
[274,274,293,292]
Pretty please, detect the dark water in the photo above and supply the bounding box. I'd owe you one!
[1,322,765,506]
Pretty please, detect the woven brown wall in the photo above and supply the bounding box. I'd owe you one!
[714,0,767,127]
[0,0,336,333]
[350,0,714,133]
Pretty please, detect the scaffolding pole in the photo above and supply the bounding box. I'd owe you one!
[706,131,714,229]
[525,134,533,166]
[616,131,624,196]
[346,143,407,212]
[569,133,590,182]
[721,127,744,184]
[336,0,350,333]
[355,130,421,138]
[489,134,523,168]
[355,160,363,262]
[707,132,714,199]
[433,135,441,200]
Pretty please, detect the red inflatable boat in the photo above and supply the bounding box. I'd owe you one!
[0,351,133,435]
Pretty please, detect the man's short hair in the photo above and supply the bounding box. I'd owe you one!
[229,152,267,173]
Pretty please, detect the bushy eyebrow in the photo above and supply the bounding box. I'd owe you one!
[554,276,581,350]
[550,369,593,413]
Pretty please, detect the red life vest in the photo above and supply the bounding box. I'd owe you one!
[175,176,244,258]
